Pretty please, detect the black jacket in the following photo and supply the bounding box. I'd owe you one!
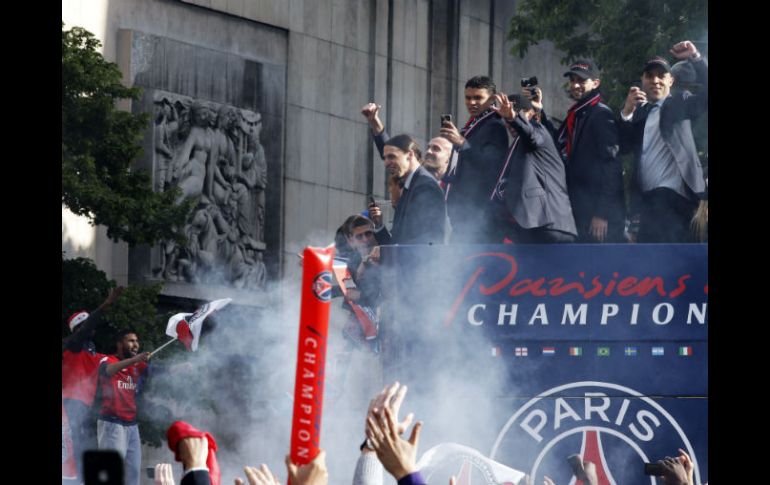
[181,470,211,485]
[443,111,510,239]
[554,94,625,237]
[375,165,447,245]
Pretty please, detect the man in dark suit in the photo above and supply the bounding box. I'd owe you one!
[361,102,454,183]
[369,134,447,245]
[492,94,577,243]
[618,40,707,243]
[538,59,626,243]
[440,76,510,243]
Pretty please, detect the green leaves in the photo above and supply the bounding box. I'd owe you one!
[506,0,708,110]
[62,23,190,246]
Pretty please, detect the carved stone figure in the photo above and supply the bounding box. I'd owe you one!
[152,92,269,288]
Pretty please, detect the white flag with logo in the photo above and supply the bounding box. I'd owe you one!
[165,298,232,351]
[417,443,527,485]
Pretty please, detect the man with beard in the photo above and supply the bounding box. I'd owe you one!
[535,60,625,242]
[370,135,447,245]
[96,329,152,485]
[361,103,453,183]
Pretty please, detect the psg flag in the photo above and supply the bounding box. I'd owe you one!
[166,298,232,351]
[416,443,527,485]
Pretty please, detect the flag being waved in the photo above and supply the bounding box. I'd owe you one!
[165,298,232,351]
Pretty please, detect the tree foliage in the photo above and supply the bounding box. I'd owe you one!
[62,23,190,246]
[506,0,708,111]
[61,255,168,351]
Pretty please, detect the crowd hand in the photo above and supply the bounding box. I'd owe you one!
[368,202,383,229]
[622,86,647,116]
[366,407,423,480]
[107,286,125,304]
[366,382,414,437]
[523,86,543,111]
[580,461,598,485]
[676,448,695,485]
[670,40,698,60]
[100,286,125,309]
[589,217,608,242]
[153,463,175,485]
[138,351,152,363]
[658,456,690,485]
[178,436,209,471]
[439,121,466,148]
[490,93,514,121]
[361,103,384,134]
[235,464,282,485]
[568,457,598,485]
[543,477,556,485]
[365,246,381,265]
[285,449,329,485]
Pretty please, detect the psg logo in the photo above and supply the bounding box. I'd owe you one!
[312,271,333,302]
[490,381,703,485]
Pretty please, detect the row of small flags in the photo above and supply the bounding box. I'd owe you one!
[492,345,694,357]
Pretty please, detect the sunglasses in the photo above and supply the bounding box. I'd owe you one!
[354,230,374,240]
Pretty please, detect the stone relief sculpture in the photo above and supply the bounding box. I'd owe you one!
[153,93,268,289]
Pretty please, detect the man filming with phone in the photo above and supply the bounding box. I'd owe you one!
[440,75,510,243]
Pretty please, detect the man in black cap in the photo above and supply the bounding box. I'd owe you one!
[491,93,576,243]
[530,59,626,243]
[618,40,708,243]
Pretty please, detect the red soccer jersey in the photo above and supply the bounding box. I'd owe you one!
[97,355,149,422]
[62,349,106,405]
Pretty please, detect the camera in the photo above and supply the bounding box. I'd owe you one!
[643,462,665,476]
[521,76,538,88]
[440,113,453,125]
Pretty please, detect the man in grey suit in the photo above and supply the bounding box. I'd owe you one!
[369,134,447,245]
[619,40,707,243]
[491,94,577,243]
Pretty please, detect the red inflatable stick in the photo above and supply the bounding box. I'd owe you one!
[290,245,335,465]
